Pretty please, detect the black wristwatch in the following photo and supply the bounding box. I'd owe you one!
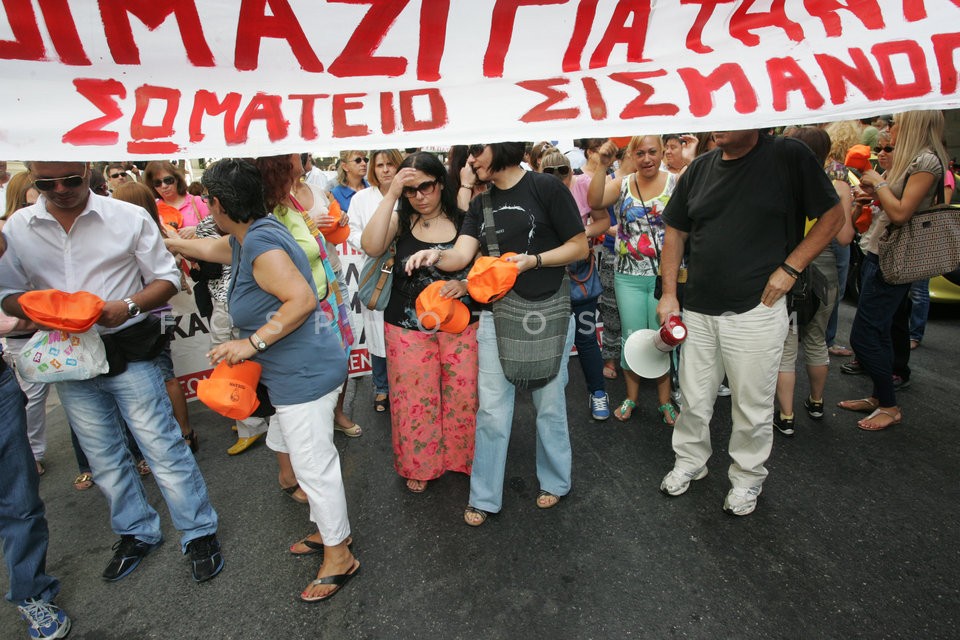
[123,297,141,318]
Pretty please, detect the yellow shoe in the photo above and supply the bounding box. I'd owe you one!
[227,434,262,455]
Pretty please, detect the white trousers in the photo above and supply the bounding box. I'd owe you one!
[4,336,50,461]
[266,389,351,546]
[209,301,268,439]
[672,299,788,488]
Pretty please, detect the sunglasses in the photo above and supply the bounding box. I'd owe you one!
[109,172,126,180]
[468,144,486,157]
[352,156,369,164]
[401,180,438,198]
[153,176,177,188]
[541,165,571,177]
[33,167,88,192]
[873,145,894,154]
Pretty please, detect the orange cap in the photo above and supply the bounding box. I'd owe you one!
[845,144,872,173]
[19,290,105,332]
[157,201,183,230]
[196,360,263,420]
[319,199,350,245]
[415,281,471,333]
[466,252,519,303]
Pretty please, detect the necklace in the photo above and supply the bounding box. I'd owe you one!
[418,212,443,228]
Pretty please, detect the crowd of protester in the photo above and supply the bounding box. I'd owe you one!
[0,110,954,638]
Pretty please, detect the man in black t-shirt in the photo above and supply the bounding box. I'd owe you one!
[656,130,843,516]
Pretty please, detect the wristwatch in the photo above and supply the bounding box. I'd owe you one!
[249,332,267,352]
[123,297,141,318]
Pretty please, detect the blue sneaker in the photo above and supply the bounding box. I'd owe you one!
[589,391,610,421]
[17,598,71,639]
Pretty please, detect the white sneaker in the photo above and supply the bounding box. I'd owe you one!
[723,486,762,516]
[717,384,732,397]
[660,466,708,496]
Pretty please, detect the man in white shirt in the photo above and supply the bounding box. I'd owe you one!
[0,161,223,585]
[301,153,329,191]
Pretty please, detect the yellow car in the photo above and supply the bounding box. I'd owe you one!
[929,269,960,304]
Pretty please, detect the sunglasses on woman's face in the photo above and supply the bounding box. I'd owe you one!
[402,180,438,198]
[468,144,486,157]
[153,176,176,188]
[352,156,369,164]
[33,168,88,192]
[874,145,894,154]
[541,165,571,177]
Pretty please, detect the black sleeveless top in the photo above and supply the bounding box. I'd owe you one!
[384,230,478,330]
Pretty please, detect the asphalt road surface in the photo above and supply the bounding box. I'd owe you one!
[2,301,958,640]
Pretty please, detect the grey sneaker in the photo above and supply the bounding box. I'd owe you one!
[723,486,762,516]
[717,384,732,397]
[660,466,708,496]
[17,598,71,639]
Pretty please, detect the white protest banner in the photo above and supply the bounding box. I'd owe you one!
[1,1,959,160]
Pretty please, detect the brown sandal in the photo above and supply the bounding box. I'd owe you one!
[464,506,488,527]
[837,398,879,414]
[858,408,902,431]
[536,490,561,509]
[73,472,94,491]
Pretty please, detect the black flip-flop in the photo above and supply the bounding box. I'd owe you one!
[289,537,324,557]
[300,561,360,603]
[289,535,353,557]
[374,396,389,412]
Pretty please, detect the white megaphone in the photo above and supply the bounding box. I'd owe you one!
[623,315,687,379]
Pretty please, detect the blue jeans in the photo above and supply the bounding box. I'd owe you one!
[0,365,60,604]
[56,358,218,552]
[909,279,930,342]
[571,297,605,395]
[371,354,389,396]
[826,240,850,346]
[469,311,575,513]
[850,253,910,407]
[69,419,143,474]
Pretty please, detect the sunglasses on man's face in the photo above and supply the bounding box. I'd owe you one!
[352,156,369,164]
[874,145,894,154]
[468,144,486,157]
[33,168,87,192]
[109,172,126,180]
[153,176,176,188]
[401,180,438,198]
[541,165,571,177]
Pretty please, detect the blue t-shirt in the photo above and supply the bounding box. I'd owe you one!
[228,216,347,405]
[331,179,369,212]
